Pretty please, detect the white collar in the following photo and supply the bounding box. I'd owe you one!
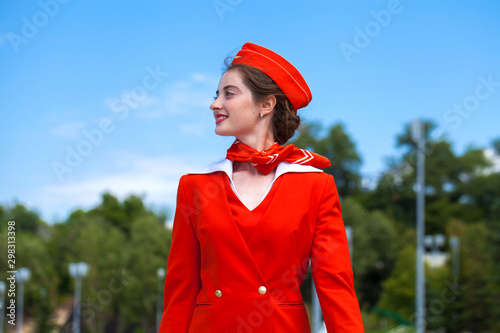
[189,159,322,211]
[189,159,323,178]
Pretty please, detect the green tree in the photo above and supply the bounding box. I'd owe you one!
[457,170,500,222]
[0,203,48,235]
[457,222,498,331]
[73,217,127,332]
[422,265,452,330]
[341,198,399,308]
[34,289,58,333]
[377,242,416,322]
[87,193,163,236]
[47,192,172,332]
[120,215,172,331]
[365,121,493,233]
[293,122,362,197]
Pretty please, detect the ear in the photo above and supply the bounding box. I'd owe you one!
[260,95,276,116]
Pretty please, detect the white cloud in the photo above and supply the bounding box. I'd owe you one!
[31,152,208,223]
[103,72,218,118]
[160,78,215,115]
[50,121,85,139]
[190,72,219,85]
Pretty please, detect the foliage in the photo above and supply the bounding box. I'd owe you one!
[341,198,399,309]
[34,289,58,333]
[1,193,171,333]
[363,121,497,234]
[377,243,416,321]
[0,203,47,235]
[456,222,499,331]
[293,122,363,197]
[120,215,171,330]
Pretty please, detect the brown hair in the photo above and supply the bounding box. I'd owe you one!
[224,61,301,145]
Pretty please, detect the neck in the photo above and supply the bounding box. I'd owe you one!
[236,134,275,152]
[233,160,276,176]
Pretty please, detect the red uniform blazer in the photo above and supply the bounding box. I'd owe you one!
[159,160,364,332]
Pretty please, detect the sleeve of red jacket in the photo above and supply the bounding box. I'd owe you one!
[311,174,365,332]
[159,175,201,332]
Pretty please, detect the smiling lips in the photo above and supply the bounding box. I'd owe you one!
[215,114,228,124]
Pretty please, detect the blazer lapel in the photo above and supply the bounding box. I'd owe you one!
[215,172,268,284]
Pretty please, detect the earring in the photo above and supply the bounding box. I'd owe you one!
[260,113,263,118]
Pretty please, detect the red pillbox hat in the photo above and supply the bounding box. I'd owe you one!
[231,42,312,112]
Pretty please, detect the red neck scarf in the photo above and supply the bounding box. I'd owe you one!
[226,140,331,175]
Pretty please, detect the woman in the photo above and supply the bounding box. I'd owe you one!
[159,42,364,332]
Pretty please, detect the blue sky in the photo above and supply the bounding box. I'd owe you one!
[1,0,499,223]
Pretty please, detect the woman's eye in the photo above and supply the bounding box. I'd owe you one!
[213,95,218,101]
[225,91,234,97]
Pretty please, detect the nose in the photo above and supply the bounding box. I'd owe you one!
[210,96,221,112]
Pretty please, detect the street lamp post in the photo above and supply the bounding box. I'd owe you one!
[345,226,353,265]
[16,267,31,333]
[311,277,321,333]
[156,268,166,333]
[69,262,89,333]
[412,119,426,333]
[449,236,460,277]
[0,281,6,333]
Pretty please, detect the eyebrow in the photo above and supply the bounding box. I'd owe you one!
[215,85,239,96]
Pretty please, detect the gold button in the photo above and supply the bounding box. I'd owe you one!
[215,290,222,298]
[258,286,267,295]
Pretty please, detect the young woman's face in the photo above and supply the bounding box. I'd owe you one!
[210,69,262,138]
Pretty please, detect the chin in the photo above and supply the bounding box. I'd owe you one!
[215,127,232,137]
